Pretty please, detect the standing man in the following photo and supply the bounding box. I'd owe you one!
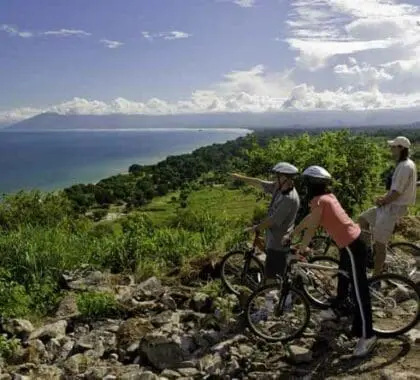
[359,136,417,276]
[230,162,300,282]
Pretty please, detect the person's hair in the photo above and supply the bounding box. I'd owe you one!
[306,182,331,200]
[399,147,409,161]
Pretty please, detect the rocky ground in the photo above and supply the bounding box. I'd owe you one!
[0,266,419,380]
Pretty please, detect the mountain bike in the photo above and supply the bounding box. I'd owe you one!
[245,248,420,343]
[310,233,419,279]
[220,232,340,302]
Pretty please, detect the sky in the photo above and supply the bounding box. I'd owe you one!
[2,0,420,124]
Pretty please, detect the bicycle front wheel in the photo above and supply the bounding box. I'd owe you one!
[220,250,265,296]
[245,284,310,342]
[370,273,420,338]
[302,255,340,309]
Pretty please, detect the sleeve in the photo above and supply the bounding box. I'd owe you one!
[269,196,299,227]
[391,164,413,194]
[261,181,275,194]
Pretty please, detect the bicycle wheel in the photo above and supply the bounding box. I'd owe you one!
[387,242,419,279]
[302,255,340,309]
[369,273,420,338]
[311,236,340,259]
[220,250,265,296]
[245,283,310,342]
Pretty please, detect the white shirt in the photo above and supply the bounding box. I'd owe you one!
[391,158,417,206]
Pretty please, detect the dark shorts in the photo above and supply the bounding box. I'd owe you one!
[265,249,287,279]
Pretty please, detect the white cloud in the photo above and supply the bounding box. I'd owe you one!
[0,24,33,38]
[42,29,91,37]
[100,39,124,49]
[286,0,420,70]
[142,30,191,41]
[232,0,256,7]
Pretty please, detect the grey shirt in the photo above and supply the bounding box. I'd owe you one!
[261,181,300,251]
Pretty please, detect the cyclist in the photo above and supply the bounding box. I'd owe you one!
[293,165,376,358]
[359,136,417,276]
[230,162,300,283]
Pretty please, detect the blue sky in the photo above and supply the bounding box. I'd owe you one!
[2,0,420,124]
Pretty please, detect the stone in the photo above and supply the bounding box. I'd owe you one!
[116,318,153,352]
[75,329,116,355]
[160,369,181,379]
[135,277,164,299]
[198,353,223,374]
[151,311,180,327]
[211,335,248,354]
[26,339,48,364]
[55,293,79,318]
[161,294,177,311]
[286,345,312,364]
[63,353,93,375]
[33,365,64,379]
[190,292,212,313]
[29,320,67,341]
[177,368,200,377]
[137,372,160,380]
[2,319,34,339]
[139,333,184,370]
[406,329,420,344]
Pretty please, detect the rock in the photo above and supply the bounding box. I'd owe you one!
[137,372,160,380]
[26,339,48,364]
[190,293,212,313]
[406,329,420,344]
[2,319,34,339]
[161,294,177,311]
[151,311,180,327]
[177,368,200,377]
[55,337,74,362]
[381,369,420,379]
[0,374,11,380]
[55,293,79,318]
[286,345,312,364]
[11,375,30,380]
[116,318,153,352]
[75,329,116,355]
[63,353,93,375]
[66,270,109,292]
[139,333,184,370]
[29,320,67,342]
[160,369,181,379]
[135,277,164,299]
[211,335,248,354]
[32,365,64,379]
[198,353,223,374]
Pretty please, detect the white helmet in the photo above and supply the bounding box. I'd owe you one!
[272,162,299,176]
[302,165,332,183]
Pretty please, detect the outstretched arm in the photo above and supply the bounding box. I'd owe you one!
[294,206,323,253]
[230,173,275,193]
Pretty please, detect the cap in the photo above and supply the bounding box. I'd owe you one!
[387,136,411,149]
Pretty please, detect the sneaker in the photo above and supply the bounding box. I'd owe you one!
[319,308,339,321]
[352,336,377,357]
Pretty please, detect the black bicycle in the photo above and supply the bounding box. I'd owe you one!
[245,247,420,343]
[311,234,419,279]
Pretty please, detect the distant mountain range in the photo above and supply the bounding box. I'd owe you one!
[4,108,420,130]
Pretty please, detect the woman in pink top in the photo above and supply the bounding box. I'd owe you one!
[293,165,376,358]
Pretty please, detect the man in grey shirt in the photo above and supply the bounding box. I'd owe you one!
[231,162,300,281]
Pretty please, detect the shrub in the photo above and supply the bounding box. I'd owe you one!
[76,292,119,318]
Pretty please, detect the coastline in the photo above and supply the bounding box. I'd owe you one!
[0,128,252,194]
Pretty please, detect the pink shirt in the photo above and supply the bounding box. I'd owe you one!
[310,194,361,248]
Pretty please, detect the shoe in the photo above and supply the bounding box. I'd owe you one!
[352,336,377,357]
[319,308,339,321]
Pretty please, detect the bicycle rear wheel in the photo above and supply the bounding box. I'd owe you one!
[245,283,310,342]
[369,273,420,338]
[387,242,419,279]
[302,255,340,309]
[220,250,265,296]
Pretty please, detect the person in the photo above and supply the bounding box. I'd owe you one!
[293,165,376,358]
[230,162,300,282]
[359,136,417,276]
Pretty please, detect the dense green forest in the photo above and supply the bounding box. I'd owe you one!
[0,127,418,320]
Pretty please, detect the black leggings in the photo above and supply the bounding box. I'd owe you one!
[332,237,374,339]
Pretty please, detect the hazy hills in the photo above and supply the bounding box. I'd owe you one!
[4,108,420,131]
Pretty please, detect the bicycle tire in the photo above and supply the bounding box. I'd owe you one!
[245,283,311,342]
[220,250,265,296]
[388,241,420,278]
[302,255,340,309]
[369,272,420,338]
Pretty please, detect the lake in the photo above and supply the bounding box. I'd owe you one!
[0,128,250,193]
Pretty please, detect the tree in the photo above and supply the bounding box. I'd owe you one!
[128,164,143,176]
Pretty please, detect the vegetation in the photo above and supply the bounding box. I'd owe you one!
[77,292,119,319]
[0,128,418,319]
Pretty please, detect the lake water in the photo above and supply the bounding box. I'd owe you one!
[0,129,250,193]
